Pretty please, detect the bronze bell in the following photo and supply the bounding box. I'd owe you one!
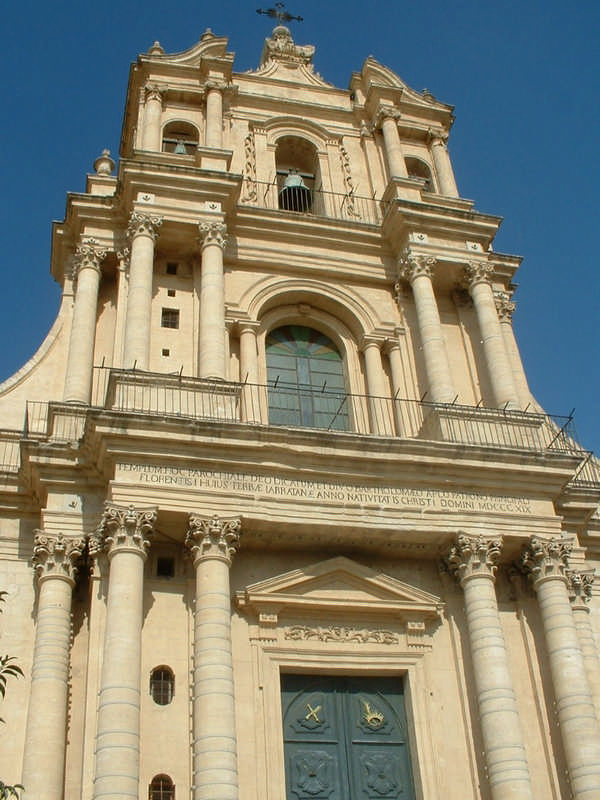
[174,140,187,154]
[278,170,312,212]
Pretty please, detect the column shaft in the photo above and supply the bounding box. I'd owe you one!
[573,606,600,723]
[449,535,533,800]
[385,339,408,436]
[141,87,163,152]
[64,241,105,403]
[362,339,391,435]
[22,534,84,800]
[380,113,407,179]
[123,214,162,370]
[205,87,223,149]
[198,222,227,379]
[523,539,600,799]
[402,257,455,403]
[466,264,519,408]
[92,504,156,800]
[495,294,531,409]
[430,134,459,197]
[239,324,260,423]
[187,516,241,800]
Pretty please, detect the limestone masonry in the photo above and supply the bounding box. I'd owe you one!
[0,20,599,800]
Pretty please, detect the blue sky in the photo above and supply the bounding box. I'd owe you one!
[1,1,598,453]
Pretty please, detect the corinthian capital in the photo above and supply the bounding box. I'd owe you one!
[494,291,516,322]
[446,533,502,584]
[567,570,595,610]
[72,238,107,282]
[32,532,85,584]
[398,252,437,283]
[127,211,163,242]
[463,260,493,290]
[144,83,165,104]
[373,104,401,129]
[199,220,227,249]
[428,128,449,148]
[186,514,241,565]
[92,502,157,559]
[521,536,572,586]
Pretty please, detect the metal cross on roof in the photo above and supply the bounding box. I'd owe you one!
[256,3,304,25]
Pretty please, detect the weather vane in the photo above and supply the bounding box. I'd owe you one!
[256,3,304,25]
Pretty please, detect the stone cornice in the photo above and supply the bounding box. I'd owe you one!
[186,514,241,565]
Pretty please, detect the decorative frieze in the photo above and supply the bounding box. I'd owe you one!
[32,531,85,583]
[186,514,241,565]
[198,220,227,249]
[521,536,572,585]
[127,211,163,242]
[285,625,399,644]
[447,533,502,583]
[91,502,157,559]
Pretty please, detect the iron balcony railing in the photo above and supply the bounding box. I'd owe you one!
[239,179,383,226]
[8,367,596,489]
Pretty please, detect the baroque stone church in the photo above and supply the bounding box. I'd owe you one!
[1,19,599,800]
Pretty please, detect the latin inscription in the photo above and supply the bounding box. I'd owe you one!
[115,463,532,514]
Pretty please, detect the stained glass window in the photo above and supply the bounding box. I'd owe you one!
[265,325,349,431]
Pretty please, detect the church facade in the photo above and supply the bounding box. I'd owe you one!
[1,21,600,800]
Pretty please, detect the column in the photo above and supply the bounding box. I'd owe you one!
[429,130,459,197]
[122,212,162,370]
[205,82,225,149]
[385,336,408,436]
[521,537,600,799]
[238,322,261,423]
[494,291,532,409]
[91,503,157,800]
[186,515,242,800]
[141,85,164,152]
[361,336,392,435]
[375,106,408,179]
[464,262,519,409]
[400,254,455,403]
[447,534,533,800]
[21,533,85,800]
[568,570,600,723]
[63,239,106,403]
[198,220,227,379]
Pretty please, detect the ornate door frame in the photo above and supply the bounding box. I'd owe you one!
[236,556,444,800]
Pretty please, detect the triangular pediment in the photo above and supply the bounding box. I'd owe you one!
[236,556,443,620]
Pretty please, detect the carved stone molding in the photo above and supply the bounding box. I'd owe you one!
[72,238,107,283]
[463,260,493,290]
[91,503,157,560]
[127,211,163,242]
[521,536,573,586]
[494,291,516,322]
[32,532,85,584]
[338,142,360,219]
[567,570,595,610]
[241,126,257,203]
[446,533,502,584]
[186,514,241,565]
[398,253,437,283]
[285,625,400,645]
[198,220,227,249]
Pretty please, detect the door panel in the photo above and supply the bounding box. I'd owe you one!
[281,675,415,800]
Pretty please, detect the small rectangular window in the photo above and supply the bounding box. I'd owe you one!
[156,557,175,578]
[167,289,176,297]
[161,308,180,329]
[161,348,170,357]
[166,262,178,275]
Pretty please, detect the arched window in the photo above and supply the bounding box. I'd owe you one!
[275,136,318,213]
[162,121,199,155]
[149,775,174,800]
[266,325,349,431]
[405,157,434,192]
[150,666,174,705]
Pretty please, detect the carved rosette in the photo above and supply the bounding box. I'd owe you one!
[198,220,227,250]
[567,570,595,611]
[521,536,573,586]
[398,253,437,284]
[494,291,516,322]
[71,238,107,286]
[32,531,85,584]
[186,514,241,565]
[93,503,157,560]
[447,533,502,584]
[127,211,163,243]
[463,260,493,290]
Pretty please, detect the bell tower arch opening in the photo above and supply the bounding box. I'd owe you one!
[275,136,319,212]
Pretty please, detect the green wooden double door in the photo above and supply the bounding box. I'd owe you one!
[281,675,416,800]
